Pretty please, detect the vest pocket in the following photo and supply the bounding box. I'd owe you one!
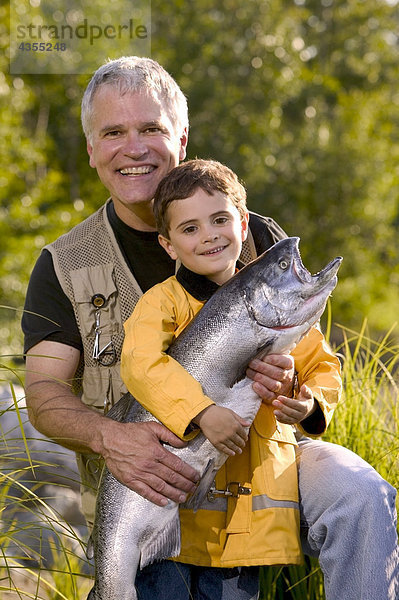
[70,263,122,340]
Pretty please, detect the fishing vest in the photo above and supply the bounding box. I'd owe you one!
[45,199,258,523]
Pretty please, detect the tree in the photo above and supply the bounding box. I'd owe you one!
[151,0,399,335]
[2,0,399,360]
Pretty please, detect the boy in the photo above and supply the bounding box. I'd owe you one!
[121,159,341,595]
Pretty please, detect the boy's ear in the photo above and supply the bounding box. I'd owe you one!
[241,212,249,241]
[158,234,178,260]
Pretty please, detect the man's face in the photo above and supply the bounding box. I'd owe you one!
[87,85,188,229]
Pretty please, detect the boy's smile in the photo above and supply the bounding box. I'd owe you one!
[158,189,248,285]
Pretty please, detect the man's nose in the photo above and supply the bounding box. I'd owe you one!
[123,131,148,158]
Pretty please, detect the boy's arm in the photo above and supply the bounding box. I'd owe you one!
[121,283,215,440]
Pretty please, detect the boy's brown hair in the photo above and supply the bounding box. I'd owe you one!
[153,159,247,238]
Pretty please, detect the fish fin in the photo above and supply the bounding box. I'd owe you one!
[105,392,135,422]
[231,342,274,387]
[183,458,217,512]
[140,507,181,569]
[231,368,246,386]
[106,393,151,424]
[86,535,94,560]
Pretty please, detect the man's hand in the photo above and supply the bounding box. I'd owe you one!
[26,340,199,509]
[246,354,315,426]
[100,420,200,507]
[246,354,295,402]
[272,384,315,425]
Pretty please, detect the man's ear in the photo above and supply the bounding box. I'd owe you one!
[158,234,178,260]
[179,127,189,162]
[241,211,249,241]
[87,141,96,169]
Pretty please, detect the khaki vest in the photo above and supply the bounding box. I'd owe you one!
[45,200,258,523]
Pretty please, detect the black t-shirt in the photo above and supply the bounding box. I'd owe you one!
[22,203,287,354]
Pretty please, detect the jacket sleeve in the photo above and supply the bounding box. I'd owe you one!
[121,282,214,440]
[291,326,342,436]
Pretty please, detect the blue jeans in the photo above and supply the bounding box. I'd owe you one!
[135,562,259,600]
[136,437,399,600]
[296,436,399,600]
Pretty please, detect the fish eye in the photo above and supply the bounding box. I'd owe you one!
[279,259,289,270]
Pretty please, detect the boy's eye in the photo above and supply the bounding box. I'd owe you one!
[183,225,197,234]
[214,216,229,225]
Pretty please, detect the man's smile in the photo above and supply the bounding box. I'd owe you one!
[119,166,156,176]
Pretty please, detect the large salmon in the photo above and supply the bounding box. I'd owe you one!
[87,237,342,599]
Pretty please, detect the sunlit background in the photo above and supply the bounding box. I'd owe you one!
[1,0,399,363]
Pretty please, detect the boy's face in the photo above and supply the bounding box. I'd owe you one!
[158,189,248,285]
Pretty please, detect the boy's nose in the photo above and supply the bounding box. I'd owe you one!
[203,232,220,244]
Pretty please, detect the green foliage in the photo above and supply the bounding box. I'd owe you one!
[151,0,399,335]
[2,0,399,359]
[326,321,399,486]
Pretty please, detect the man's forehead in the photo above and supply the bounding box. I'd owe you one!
[92,84,173,119]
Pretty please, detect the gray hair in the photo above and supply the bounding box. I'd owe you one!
[81,56,189,142]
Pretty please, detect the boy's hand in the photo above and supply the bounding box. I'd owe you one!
[192,406,250,456]
[271,384,315,425]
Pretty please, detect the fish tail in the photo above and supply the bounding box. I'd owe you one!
[86,587,96,599]
[86,535,94,560]
[184,458,217,512]
[139,508,181,569]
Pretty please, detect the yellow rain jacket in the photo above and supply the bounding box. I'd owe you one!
[121,269,341,568]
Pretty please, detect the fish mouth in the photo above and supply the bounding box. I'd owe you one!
[290,238,342,298]
[298,257,342,302]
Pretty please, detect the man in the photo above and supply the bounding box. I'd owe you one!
[23,57,398,600]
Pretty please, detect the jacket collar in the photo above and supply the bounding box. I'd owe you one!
[176,264,220,302]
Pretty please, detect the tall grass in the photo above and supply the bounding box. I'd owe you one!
[326,322,398,489]
[0,382,93,599]
[1,323,398,599]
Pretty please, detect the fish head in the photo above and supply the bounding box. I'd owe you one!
[240,237,342,352]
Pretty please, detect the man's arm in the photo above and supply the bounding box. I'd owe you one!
[25,340,199,506]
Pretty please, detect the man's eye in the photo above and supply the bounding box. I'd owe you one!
[105,130,121,137]
[145,127,162,134]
